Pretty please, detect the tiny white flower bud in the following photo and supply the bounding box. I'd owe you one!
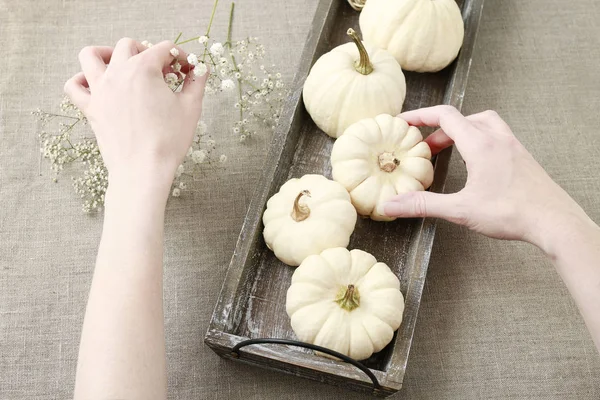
[194,62,208,77]
[221,79,235,90]
[210,42,225,56]
[187,53,199,66]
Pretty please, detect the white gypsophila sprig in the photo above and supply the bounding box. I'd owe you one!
[35,1,287,210]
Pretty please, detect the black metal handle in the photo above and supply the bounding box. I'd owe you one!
[231,338,382,392]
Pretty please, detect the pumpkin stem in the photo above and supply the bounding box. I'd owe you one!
[335,284,361,312]
[347,28,373,75]
[378,152,400,173]
[291,190,311,222]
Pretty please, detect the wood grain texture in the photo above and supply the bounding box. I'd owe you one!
[206,0,485,396]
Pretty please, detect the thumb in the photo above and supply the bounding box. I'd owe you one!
[381,191,464,223]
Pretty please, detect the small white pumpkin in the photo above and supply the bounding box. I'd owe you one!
[302,28,406,139]
[359,0,465,73]
[331,114,434,221]
[262,174,357,267]
[286,247,404,361]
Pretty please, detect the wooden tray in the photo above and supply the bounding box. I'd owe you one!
[205,0,485,396]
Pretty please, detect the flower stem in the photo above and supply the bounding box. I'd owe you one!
[177,36,201,45]
[39,112,80,120]
[347,28,373,75]
[225,3,244,122]
[226,2,235,47]
[174,32,183,44]
[206,0,220,37]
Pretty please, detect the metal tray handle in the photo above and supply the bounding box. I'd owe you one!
[231,338,382,393]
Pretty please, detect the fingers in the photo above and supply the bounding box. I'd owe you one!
[138,40,189,72]
[425,128,454,156]
[110,37,147,65]
[78,46,113,87]
[381,191,465,224]
[180,66,209,120]
[64,72,90,110]
[400,105,473,142]
[466,110,514,136]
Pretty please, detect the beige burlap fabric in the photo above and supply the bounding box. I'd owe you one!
[1,0,599,398]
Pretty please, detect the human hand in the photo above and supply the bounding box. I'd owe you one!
[64,38,207,197]
[382,105,590,252]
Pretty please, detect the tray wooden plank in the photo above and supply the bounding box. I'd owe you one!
[205,0,485,396]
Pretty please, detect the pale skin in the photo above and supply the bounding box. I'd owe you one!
[65,37,598,398]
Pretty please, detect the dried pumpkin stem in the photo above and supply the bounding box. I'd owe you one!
[378,152,400,173]
[347,28,373,75]
[291,190,311,222]
[335,284,360,312]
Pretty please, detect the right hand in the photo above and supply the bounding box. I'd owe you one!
[383,105,590,252]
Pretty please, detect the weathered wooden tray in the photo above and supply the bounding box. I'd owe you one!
[205,0,485,396]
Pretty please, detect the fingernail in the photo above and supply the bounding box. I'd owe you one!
[375,202,388,216]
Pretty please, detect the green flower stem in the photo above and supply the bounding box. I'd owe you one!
[177,36,201,46]
[41,112,80,120]
[174,32,183,44]
[205,0,220,37]
[225,3,244,122]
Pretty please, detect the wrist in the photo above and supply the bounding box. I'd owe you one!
[533,209,598,260]
[105,168,174,212]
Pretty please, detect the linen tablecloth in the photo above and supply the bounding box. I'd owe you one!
[1,0,599,398]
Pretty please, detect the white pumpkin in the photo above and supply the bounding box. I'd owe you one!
[262,174,357,267]
[359,0,465,73]
[302,28,406,139]
[286,247,404,360]
[331,114,434,221]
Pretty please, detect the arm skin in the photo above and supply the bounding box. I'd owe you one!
[74,178,171,399]
[64,37,207,399]
[541,212,600,351]
[383,105,600,352]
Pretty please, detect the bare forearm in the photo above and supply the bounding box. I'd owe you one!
[74,180,169,400]
[542,214,600,351]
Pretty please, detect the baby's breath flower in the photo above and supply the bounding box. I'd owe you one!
[165,73,179,86]
[36,31,288,213]
[221,79,235,90]
[210,42,225,56]
[192,150,207,164]
[194,62,208,77]
[141,40,150,47]
[187,53,199,66]
[198,120,207,135]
